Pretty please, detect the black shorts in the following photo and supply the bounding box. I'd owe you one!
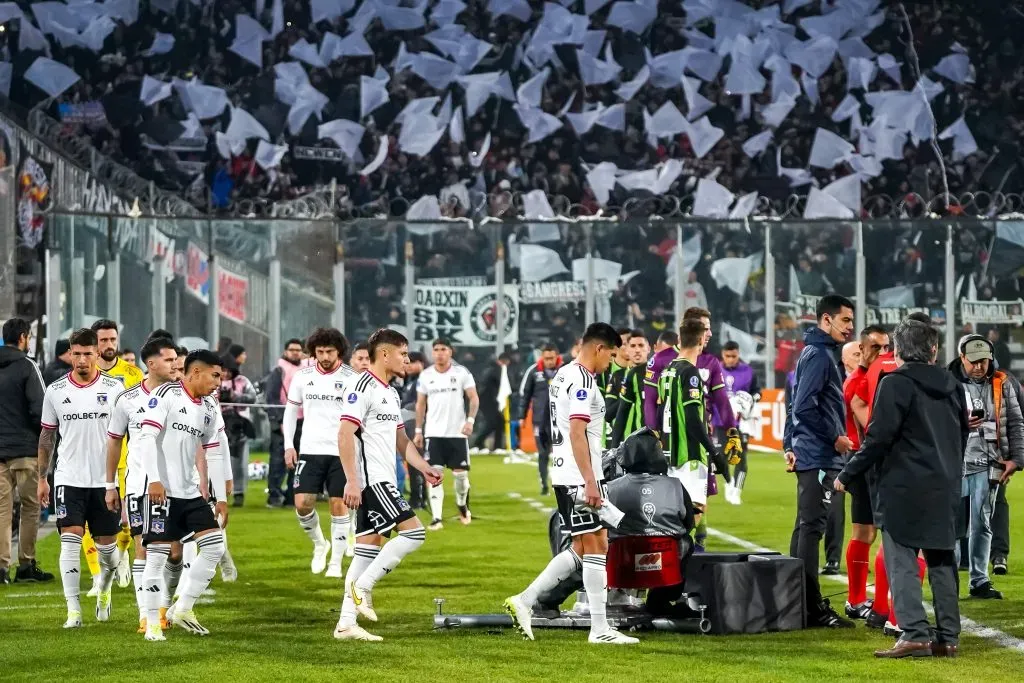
[846,472,876,526]
[55,485,121,537]
[143,496,219,545]
[355,482,417,538]
[125,492,147,538]
[294,453,347,497]
[425,437,471,470]
[554,483,608,537]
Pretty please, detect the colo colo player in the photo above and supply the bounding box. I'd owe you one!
[37,328,126,628]
[135,350,225,641]
[284,328,355,578]
[335,328,443,642]
[415,338,479,529]
[104,336,179,632]
[505,323,638,645]
[718,341,762,505]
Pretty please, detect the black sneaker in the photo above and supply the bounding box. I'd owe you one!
[969,581,1003,599]
[865,609,888,629]
[0,568,10,585]
[820,561,840,575]
[992,557,1008,576]
[883,620,904,638]
[845,599,874,620]
[14,561,54,583]
[232,494,245,508]
[540,485,549,496]
[812,599,856,629]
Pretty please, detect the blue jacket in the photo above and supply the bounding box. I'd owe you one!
[783,327,846,471]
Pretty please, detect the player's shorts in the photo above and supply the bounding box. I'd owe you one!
[554,482,609,537]
[294,453,347,498]
[355,482,417,538]
[846,471,876,526]
[142,496,218,545]
[425,437,471,470]
[124,492,147,537]
[55,485,121,537]
[669,461,709,507]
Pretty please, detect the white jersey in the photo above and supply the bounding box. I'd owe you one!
[339,370,403,488]
[205,408,231,502]
[417,363,476,438]
[135,382,221,499]
[286,363,356,454]
[107,380,170,497]
[549,361,606,486]
[41,372,125,489]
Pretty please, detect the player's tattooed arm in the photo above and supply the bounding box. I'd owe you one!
[37,428,56,476]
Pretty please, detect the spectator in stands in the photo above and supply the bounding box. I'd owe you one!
[0,318,53,585]
[988,327,1013,372]
[120,349,137,367]
[219,355,257,508]
[42,339,71,386]
[264,338,304,508]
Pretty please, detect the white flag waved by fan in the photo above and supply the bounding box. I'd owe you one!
[25,57,81,98]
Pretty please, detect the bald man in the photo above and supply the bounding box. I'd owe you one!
[841,342,862,377]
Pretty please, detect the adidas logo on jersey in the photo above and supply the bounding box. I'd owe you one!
[307,381,315,386]
[62,397,72,404]
[136,407,145,414]
[179,407,188,414]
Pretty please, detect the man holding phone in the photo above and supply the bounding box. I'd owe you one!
[947,335,1024,600]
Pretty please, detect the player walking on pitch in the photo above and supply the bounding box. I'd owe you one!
[334,329,443,642]
[134,350,226,641]
[284,328,356,577]
[36,328,126,628]
[414,339,479,529]
[505,323,638,645]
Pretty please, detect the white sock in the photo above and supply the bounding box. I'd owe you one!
[298,509,327,546]
[429,484,444,521]
[178,543,196,601]
[354,528,425,592]
[132,559,147,618]
[143,545,171,626]
[163,558,183,607]
[330,514,350,567]
[454,471,470,508]
[519,548,582,608]
[583,554,609,633]
[59,533,83,613]
[177,532,225,612]
[96,542,120,593]
[339,543,380,627]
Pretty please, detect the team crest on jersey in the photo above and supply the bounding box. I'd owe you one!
[335,382,345,392]
[726,375,735,388]
[347,392,358,404]
[204,414,212,425]
[699,368,711,383]
[97,393,108,405]
[689,375,700,388]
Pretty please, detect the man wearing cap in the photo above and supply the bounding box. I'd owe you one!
[947,334,1024,600]
[43,339,73,386]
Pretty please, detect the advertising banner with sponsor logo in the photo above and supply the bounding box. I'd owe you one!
[184,242,249,324]
[747,388,786,453]
[412,284,519,347]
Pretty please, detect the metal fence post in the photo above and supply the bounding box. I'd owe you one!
[106,216,120,322]
[494,221,505,356]
[404,238,415,338]
[152,255,167,332]
[269,222,282,358]
[207,220,220,349]
[945,223,956,364]
[674,223,685,331]
[584,223,595,327]
[46,246,62,360]
[855,221,866,335]
[764,223,776,390]
[86,233,97,317]
[333,219,346,332]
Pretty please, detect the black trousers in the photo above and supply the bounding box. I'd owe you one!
[824,488,846,566]
[471,410,505,450]
[790,468,839,613]
[267,428,296,505]
[991,483,1009,559]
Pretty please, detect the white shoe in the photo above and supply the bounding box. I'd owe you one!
[350,583,378,622]
[311,541,330,574]
[732,486,743,505]
[325,563,343,579]
[144,622,166,641]
[202,587,216,596]
[503,595,534,641]
[333,623,383,641]
[220,558,238,583]
[165,602,177,626]
[63,610,83,629]
[589,629,639,645]
[86,575,102,597]
[95,589,112,622]
[173,607,210,635]
[116,549,131,588]
[428,520,444,531]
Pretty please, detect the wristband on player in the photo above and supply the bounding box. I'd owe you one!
[467,417,476,424]
[415,427,423,433]
[104,482,117,491]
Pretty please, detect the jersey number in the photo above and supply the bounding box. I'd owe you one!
[295,460,307,478]
[549,402,564,446]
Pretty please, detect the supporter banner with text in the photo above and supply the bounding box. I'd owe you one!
[184,242,249,324]
[959,299,1024,325]
[747,389,785,453]
[16,144,52,249]
[412,284,519,347]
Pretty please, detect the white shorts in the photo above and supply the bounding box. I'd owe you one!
[670,461,709,507]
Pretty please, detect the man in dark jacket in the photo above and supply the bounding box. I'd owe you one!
[42,339,72,386]
[0,318,53,584]
[783,294,855,628]
[471,353,511,453]
[837,317,968,658]
[517,344,562,495]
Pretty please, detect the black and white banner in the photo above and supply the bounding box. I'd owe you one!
[960,299,1024,325]
[412,284,518,347]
